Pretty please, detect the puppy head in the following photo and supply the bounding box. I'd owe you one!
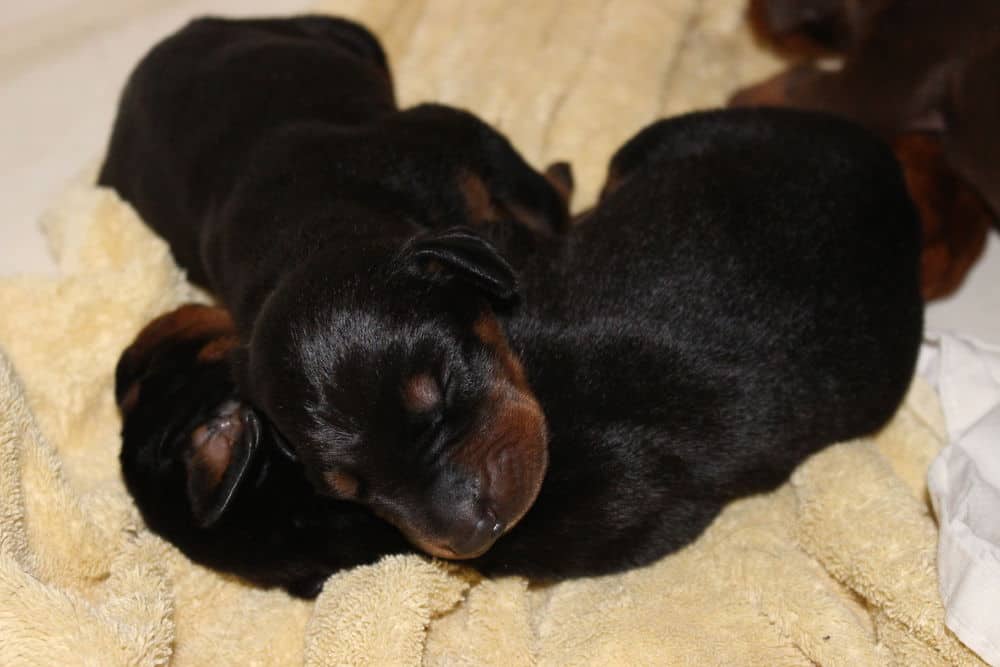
[116,304,261,533]
[241,229,548,560]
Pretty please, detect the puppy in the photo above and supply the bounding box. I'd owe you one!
[116,304,412,598]
[120,109,923,588]
[474,108,924,577]
[100,16,570,560]
[731,0,1000,300]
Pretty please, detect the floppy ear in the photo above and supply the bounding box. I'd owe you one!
[407,228,519,303]
[184,400,261,527]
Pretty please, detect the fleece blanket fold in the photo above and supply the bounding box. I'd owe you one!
[0,0,985,664]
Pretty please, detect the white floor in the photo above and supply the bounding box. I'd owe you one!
[2,1,997,343]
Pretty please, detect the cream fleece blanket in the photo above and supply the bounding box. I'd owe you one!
[0,1,985,664]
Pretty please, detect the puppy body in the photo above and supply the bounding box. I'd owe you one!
[119,109,923,593]
[101,16,568,559]
[474,108,924,577]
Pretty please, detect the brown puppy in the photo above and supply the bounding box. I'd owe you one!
[732,0,999,300]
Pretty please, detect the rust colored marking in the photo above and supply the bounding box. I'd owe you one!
[894,131,991,300]
[126,304,236,364]
[472,313,530,391]
[458,170,498,225]
[458,169,563,234]
[325,469,361,499]
[119,382,142,414]
[197,334,241,363]
[455,312,549,533]
[402,373,442,414]
[118,304,238,409]
[544,161,573,199]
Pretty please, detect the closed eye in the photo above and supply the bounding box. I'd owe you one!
[414,407,445,445]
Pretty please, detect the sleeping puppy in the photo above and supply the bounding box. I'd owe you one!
[116,304,411,598]
[731,0,1000,300]
[473,108,924,577]
[99,16,570,560]
[119,108,923,589]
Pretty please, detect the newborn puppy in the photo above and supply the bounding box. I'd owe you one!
[99,16,570,560]
[731,0,1000,300]
[116,304,411,598]
[474,108,923,577]
[120,109,923,589]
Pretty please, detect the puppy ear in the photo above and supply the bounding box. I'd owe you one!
[184,400,261,527]
[544,161,575,211]
[892,131,991,301]
[407,228,519,303]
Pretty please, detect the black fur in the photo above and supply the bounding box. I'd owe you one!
[100,16,567,559]
[116,106,923,595]
[115,312,410,598]
[479,108,924,576]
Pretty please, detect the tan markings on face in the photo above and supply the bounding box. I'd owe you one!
[451,382,546,472]
[473,314,530,390]
[119,382,142,415]
[458,170,498,225]
[454,313,548,532]
[402,373,442,414]
[325,470,361,499]
[197,334,241,363]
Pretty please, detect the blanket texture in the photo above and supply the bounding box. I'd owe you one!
[0,0,985,664]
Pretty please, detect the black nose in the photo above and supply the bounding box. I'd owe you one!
[453,508,505,558]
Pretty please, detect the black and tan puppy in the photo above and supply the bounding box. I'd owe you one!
[732,0,1000,300]
[119,109,923,591]
[100,16,570,560]
[116,304,411,598]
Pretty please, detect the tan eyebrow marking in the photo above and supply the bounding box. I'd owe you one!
[402,373,442,413]
[324,470,361,498]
